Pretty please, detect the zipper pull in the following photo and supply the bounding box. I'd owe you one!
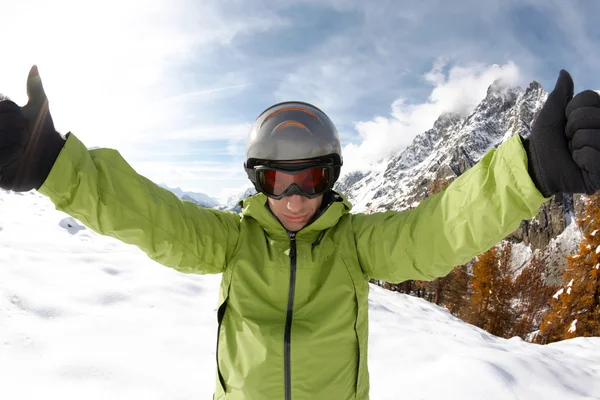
[288,232,297,258]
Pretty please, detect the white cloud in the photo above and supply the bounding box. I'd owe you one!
[340,61,521,173]
[142,123,251,143]
[132,159,247,194]
[0,0,282,150]
[275,54,375,116]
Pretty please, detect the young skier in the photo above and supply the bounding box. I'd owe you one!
[1,66,599,400]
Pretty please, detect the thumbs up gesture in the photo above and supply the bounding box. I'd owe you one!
[523,70,600,197]
[0,66,66,191]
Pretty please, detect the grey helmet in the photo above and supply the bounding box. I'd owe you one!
[244,101,343,185]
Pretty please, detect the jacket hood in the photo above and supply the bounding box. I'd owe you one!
[238,190,352,242]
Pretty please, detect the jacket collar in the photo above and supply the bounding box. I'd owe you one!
[239,190,352,242]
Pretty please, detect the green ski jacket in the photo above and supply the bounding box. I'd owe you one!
[38,133,548,400]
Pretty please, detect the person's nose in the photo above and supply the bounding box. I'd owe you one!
[286,195,305,213]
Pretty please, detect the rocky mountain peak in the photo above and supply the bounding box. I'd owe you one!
[433,112,463,132]
[334,78,580,280]
[486,78,520,101]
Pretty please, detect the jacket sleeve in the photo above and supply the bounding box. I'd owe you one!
[38,133,240,275]
[351,135,549,283]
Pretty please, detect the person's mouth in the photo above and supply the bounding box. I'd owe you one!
[283,214,307,223]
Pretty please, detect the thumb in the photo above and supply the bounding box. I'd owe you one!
[535,69,574,129]
[551,69,574,103]
[25,65,48,108]
[22,65,56,136]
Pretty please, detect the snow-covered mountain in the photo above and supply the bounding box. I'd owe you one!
[159,184,220,208]
[223,185,257,212]
[335,80,546,212]
[334,79,580,282]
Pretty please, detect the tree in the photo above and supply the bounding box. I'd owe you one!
[511,254,558,340]
[467,242,515,337]
[468,246,497,328]
[440,263,472,319]
[488,242,515,336]
[538,192,600,343]
[414,266,465,305]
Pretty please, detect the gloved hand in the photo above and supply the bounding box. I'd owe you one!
[0,65,66,191]
[522,70,600,197]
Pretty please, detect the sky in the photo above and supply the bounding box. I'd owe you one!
[1,189,599,399]
[1,0,599,201]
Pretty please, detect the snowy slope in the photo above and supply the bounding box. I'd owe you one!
[1,189,599,400]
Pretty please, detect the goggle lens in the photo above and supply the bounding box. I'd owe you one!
[257,166,331,197]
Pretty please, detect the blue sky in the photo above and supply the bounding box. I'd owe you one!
[1,0,599,201]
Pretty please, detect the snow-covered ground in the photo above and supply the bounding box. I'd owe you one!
[1,190,599,400]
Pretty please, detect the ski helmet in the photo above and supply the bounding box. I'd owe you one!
[244,101,343,189]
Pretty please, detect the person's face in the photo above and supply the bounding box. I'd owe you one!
[262,159,326,231]
[267,193,323,232]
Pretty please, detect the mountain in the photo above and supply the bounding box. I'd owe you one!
[336,80,543,211]
[334,79,580,283]
[223,186,257,212]
[159,184,220,208]
[158,184,256,212]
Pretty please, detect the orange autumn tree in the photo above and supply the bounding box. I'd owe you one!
[489,242,516,336]
[538,192,600,343]
[438,263,471,319]
[467,246,496,328]
[467,242,515,337]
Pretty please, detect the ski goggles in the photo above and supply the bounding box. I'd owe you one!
[253,163,334,199]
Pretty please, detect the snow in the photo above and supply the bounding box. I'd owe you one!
[592,229,598,237]
[568,320,578,334]
[553,288,564,299]
[510,241,532,275]
[596,245,600,254]
[2,190,600,400]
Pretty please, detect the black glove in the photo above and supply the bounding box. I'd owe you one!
[522,70,600,197]
[0,65,66,191]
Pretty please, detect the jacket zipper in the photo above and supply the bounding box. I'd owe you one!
[284,231,297,400]
[263,192,340,399]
